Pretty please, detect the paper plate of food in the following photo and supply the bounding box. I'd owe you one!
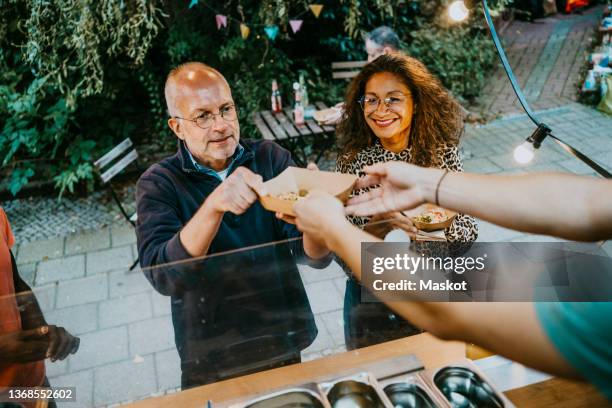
[258,167,357,217]
[405,204,457,232]
[312,103,343,125]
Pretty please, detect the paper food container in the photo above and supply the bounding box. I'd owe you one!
[404,203,457,232]
[258,167,357,217]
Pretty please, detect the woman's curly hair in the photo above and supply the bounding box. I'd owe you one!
[337,53,463,167]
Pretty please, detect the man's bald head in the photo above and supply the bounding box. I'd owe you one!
[164,62,231,117]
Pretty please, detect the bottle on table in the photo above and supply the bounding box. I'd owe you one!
[299,72,309,108]
[271,79,282,113]
[293,82,305,126]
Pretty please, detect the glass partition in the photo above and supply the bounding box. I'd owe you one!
[4,218,611,407]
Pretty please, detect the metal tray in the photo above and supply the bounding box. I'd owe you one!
[378,373,448,408]
[420,361,515,408]
[319,372,394,408]
[228,383,330,408]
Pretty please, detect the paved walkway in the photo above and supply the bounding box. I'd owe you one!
[4,8,611,408]
[471,6,602,116]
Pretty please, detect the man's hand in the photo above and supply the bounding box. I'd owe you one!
[0,326,49,363]
[208,167,267,215]
[346,162,439,217]
[46,325,78,362]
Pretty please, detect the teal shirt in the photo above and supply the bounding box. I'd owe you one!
[186,144,245,180]
[536,302,612,400]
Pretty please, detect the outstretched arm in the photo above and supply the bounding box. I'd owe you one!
[346,162,612,242]
[294,192,579,379]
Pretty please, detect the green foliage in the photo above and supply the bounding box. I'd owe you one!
[405,23,497,102]
[1,0,504,197]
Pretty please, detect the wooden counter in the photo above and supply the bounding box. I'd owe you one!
[125,333,463,407]
[124,332,611,407]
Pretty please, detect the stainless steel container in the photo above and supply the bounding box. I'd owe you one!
[378,373,448,408]
[225,357,514,408]
[420,360,515,408]
[319,372,395,408]
[228,383,330,408]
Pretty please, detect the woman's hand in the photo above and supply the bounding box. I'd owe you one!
[389,212,418,238]
[363,213,394,238]
[364,212,418,239]
[346,162,440,217]
[293,190,349,247]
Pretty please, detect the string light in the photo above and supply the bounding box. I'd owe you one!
[448,0,611,177]
[513,142,535,165]
[448,0,470,22]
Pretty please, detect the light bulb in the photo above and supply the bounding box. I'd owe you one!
[513,142,535,165]
[448,0,469,22]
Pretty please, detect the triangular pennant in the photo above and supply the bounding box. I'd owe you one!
[264,25,279,41]
[188,0,198,9]
[215,14,227,29]
[309,4,323,18]
[289,20,303,34]
[240,23,250,39]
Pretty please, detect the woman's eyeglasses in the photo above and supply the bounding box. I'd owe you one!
[173,105,238,129]
[359,95,408,113]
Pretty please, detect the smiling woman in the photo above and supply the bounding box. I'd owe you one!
[335,53,479,350]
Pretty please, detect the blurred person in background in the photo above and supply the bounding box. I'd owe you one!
[0,208,79,408]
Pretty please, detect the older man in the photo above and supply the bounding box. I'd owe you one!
[136,62,330,388]
[365,26,401,62]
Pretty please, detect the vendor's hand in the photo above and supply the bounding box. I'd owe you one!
[0,326,49,363]
[346,162,434,217]
[274,162,318,224]
[46,325,78,362]
[293,191,347,246]
[208,167,266,215]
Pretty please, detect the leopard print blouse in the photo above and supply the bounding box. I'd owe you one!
[336,141,479,243]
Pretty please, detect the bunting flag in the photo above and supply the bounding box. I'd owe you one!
[309,4,323,18]
[240,23,250,39]
[264,25,279,41]
[215,14,228,29]
[289,20,303,34]
[188,1,322,41]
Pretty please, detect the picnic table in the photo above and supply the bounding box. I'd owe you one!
[252,102,336,167]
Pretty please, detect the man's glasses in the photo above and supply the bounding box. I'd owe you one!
[359,95,408,114]
[174,105,238,129]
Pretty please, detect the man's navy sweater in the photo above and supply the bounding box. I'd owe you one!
[136,139,320,387]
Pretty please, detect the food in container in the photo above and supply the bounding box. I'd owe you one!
[413,208,448,224]
[259,167,357,217]
[276,189,309,202]
[405,203,457,232]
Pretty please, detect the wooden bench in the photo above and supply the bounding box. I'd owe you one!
[252,102,336,167]
[332,60,367,80]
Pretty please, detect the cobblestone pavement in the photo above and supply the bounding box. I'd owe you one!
[470,6,603,117]
[3,192,121,244]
